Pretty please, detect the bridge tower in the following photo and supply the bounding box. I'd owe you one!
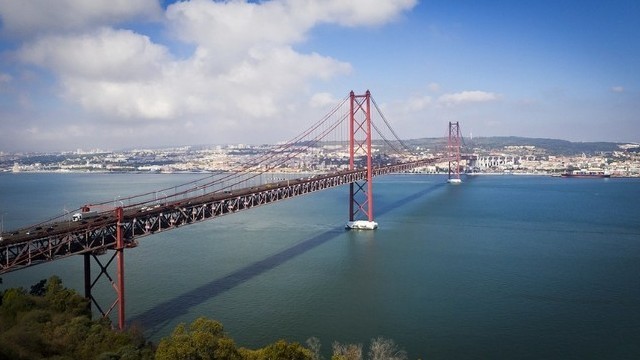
[83,206,126,330]
[346,90,378,229]
[447,121,462,184]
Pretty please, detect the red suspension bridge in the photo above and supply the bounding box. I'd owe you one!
[0,90,470,329]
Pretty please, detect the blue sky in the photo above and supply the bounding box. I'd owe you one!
[0,0,638,152]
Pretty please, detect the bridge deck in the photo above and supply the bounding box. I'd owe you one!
[0,159,437,274]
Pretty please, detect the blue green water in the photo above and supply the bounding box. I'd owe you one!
[1,173,639,359]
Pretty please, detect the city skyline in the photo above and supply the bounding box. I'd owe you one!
[0,0,638,152]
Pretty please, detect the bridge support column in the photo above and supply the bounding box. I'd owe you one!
[447,121,462,184]
[115,206,125,330]
[346,90,377,230]
[83,252,91,304]
[82,207,126,330]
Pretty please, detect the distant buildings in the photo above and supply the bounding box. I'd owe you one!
[2,142,639,177]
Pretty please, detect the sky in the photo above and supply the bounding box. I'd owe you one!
[0,0,638,152]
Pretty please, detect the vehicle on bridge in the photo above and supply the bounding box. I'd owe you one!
[72,206,99,221]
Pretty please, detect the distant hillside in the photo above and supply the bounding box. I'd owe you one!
[404,136,623,156]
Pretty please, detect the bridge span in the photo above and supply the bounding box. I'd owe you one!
[0,159,438,274]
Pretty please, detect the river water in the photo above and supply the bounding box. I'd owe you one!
[1,173,639,359]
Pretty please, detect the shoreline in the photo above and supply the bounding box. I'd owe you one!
[2,169,639,178]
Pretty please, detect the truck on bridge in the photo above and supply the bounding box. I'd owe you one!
[72,206,99,222]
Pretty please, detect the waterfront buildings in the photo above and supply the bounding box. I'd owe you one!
[2,142,639,177]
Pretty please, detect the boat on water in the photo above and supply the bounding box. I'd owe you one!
[345,220,378,230]
[447,178,462,184]
[560,169,611,178]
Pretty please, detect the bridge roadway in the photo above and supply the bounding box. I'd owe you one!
[0,159,438,274]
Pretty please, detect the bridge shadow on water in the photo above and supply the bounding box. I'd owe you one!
[130,180,446,334]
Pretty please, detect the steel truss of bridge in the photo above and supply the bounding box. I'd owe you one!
[0,159,437,275]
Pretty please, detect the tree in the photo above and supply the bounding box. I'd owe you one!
[0,277,153,360]
[329,338,406,360]
[331,342,362,360]
[306,337,322,360]
[29,279,47,296]
[368,337,407,360]
[44,275,89,316]
[259,339,312,360]
[155,317,241,360]
[0,287,34,328]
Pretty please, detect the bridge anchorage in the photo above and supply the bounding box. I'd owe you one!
[0,90,465,330]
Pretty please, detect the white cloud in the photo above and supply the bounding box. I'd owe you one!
[0,72,11,83]
[13,8,352,123]
[0,0,162,36]
[1,0,417,150]
[310,92,342,108]
[63,78,178,119]
[166,1,301,69]
[19,28,171,82]
[17,28,179,120]
[396,89,499,114]
[406,95,432,111]
[611,86,624,93]
[287,0,418,27]
[437,90,500,106]
[165,0,416,68]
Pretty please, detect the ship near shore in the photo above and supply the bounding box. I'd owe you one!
[560,169,611,178]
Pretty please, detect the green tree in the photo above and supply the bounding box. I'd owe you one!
[0,287,34,328]
[44,275,89,316]
[29,279,47,296]
[259,339,312,360]
[155,317,241,360]
[0,277,153,360]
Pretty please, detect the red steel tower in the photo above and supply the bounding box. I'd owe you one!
[83,206,127,330]
[347,90,377,229]
[447,121,462,183]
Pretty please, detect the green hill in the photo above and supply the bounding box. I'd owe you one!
[404,136,622,156]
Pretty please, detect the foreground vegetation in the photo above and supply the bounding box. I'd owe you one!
[0,276,153,359]
[1,277,407,360]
